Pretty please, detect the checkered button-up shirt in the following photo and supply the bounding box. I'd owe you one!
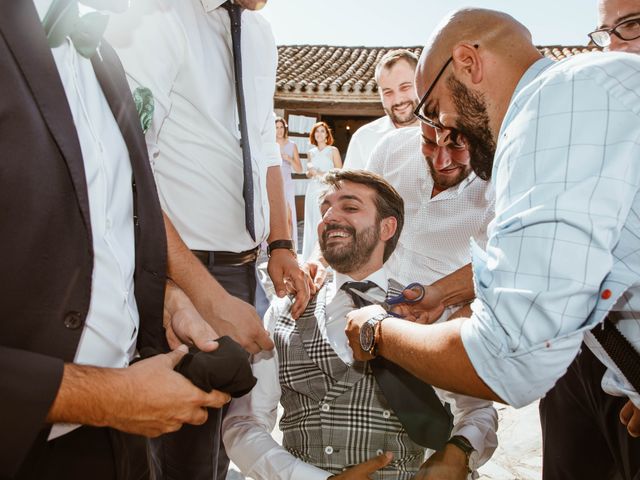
[461,53,640,408]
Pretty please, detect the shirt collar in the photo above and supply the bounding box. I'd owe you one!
[201,0,228,13]
[498,57,554,138]
[334,267,388,293]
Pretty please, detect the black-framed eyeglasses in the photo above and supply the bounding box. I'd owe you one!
[588,16,640,48]
[413,45,478,149]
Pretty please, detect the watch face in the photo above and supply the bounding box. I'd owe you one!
[468,450,480,471]
[359,320,375,353]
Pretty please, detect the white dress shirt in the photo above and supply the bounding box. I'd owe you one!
[34,0,140,438]
[223,268,498,479]
[343,116,395,170]
[106,0,281,251]
[461,54,640,408]
[366,127,495,287]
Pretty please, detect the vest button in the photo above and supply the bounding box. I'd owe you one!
[321,403,330,412]
[382,410,391,419]
[324,446,333,455]
[63,311,83,330]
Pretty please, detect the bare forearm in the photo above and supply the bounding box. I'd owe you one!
[46,364,126,426]
[377,317,502,401]
[266,166,291,242]
[431,263,475,307]
[163,213,227,307]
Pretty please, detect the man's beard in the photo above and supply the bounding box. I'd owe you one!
[319,223,380,274]
[384,99,418,127]
[447,76,496,181]
[425,155,471,191]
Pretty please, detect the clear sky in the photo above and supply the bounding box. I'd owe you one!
[260,0,599,48]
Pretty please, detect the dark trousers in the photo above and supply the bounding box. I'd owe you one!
[540,345,640,480]
[13,426,149,480]
[150,259,257,480]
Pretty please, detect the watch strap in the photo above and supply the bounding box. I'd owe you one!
[267,239,295,257]
[447,435,474,472]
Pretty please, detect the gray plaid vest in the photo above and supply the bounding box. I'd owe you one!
[273,285,425,479]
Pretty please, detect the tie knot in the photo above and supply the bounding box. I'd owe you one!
[341,281,378,309]
[222,1,242,24]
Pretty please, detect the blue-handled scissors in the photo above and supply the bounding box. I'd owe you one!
[348,281,425,316]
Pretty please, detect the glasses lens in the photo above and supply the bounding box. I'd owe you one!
[589,30,611,47]
[616,18,640,40]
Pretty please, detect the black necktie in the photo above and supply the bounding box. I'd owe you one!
[341,281,378,308]
[223,1,255,241]
[344,280,454,450]
[42,0,109,58]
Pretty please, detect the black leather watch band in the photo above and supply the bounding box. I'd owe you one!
[447,435,474,472]
[266,239,295,257]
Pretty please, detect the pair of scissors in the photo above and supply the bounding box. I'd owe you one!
[347,281,425,316]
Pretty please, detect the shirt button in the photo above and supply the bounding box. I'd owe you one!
[376,449,384,456]
[63,311,83,330]
[321,403,330,412]
[382,410,391,419]
[324,446,333,455]
[601,289,612,300]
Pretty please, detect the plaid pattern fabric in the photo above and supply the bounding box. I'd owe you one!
[274,284,424,479]
[462,53,640,408]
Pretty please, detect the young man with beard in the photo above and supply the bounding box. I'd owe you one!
[345,8,640,479]
[223,170,497,480]
[343,50,420,170]
[365,124,494,313]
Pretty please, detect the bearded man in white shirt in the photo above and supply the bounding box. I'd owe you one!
[106,1,310,479]
[223,169,497,480]
[342,49,420,170]
[365,124,494,316]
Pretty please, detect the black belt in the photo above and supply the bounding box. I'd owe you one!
[191,247,259,267]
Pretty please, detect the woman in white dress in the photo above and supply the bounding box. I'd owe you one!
[302,121,342,260]
[275,117,302,251]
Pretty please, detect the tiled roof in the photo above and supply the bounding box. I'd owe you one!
[275,44,600,103]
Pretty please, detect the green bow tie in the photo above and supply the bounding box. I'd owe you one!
[42,0,109,58]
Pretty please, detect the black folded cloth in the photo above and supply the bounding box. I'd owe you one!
[138,336,257,398]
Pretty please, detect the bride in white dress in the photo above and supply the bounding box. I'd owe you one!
[302,121,342,260]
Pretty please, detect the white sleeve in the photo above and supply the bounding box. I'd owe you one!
[105,0,184,164]
[222,303,332,480]
[435,389,498,467]
[343,130,366,170]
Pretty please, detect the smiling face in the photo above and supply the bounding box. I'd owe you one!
[275,121,286,140]
[597,0,640,53]
[314,125,328,145]
[318,181,390,276]
[421,124,472,195]
[378,59,419,128]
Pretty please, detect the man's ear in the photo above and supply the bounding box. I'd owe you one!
[379,217,397,242]
[452,43,483,85]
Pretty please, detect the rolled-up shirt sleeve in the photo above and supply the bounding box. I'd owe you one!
[461,66,640,408]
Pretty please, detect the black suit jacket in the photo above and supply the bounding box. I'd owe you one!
[0,1,168,476]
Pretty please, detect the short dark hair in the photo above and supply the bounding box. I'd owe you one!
[275,116,289,137]
[322,169,404,262]
[374,49,419,84]
[309,121,334,146]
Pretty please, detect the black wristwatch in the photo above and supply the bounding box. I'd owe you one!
[359,313,390,356]
[266,239,296,257]
[447,435,479,473]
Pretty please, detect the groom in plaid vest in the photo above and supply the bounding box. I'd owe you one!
[223,169,497,479]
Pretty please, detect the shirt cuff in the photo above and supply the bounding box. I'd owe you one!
[291,460,334,480]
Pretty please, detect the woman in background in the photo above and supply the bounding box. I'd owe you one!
[275,116,302,251]
[302,121,342,260]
